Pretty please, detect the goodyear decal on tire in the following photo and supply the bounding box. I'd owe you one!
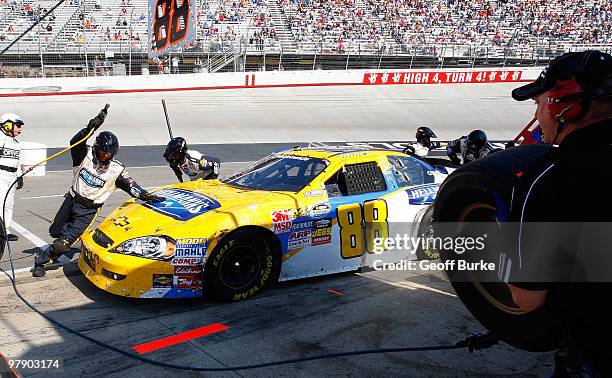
[141,188,221,221]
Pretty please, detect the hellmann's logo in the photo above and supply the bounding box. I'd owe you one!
[79,168,106,188]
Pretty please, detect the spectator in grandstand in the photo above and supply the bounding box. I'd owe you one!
[172,56,179,74]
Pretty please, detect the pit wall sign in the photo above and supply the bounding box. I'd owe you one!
[363,70,523,85]
[148,0,197,59]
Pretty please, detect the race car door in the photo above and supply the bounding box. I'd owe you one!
[279,159,394,280]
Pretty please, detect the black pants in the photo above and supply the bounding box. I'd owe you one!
[49,194,99,245]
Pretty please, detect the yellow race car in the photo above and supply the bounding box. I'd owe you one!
[78,147,451,300]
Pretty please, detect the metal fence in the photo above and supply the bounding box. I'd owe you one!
[1,41,611,79]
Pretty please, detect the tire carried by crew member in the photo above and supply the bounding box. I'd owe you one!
[205,228,282,301]
[434,144,562,352]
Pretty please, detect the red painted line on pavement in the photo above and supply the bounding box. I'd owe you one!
[328,289,344,296]
[133,323,229,354]
[0,79,533,98]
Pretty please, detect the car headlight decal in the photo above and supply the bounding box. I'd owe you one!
[111,236,176,260]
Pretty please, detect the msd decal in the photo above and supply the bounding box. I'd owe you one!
[406,184,439,205]
[141,189,221,221]
[272,209,296,234]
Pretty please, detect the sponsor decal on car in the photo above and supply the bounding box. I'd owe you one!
[292,221,313,230]
[174,266,203,275]
[175,238,208,258]
[289,230,311,240]
[308,201,331,218]
[272,209,296,234]
[141,188,221,221]
[406,184,439,205]
[171,257,203,266]
[304,189,326,198]
[312,235,332,246]
[153,274,173,288]
[174,274,203,289]
[288,238,311,249]
[313,218,332,228]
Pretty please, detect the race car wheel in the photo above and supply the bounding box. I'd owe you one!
[434,144,562,352]
[205,228,281,301]
[415,206,438,260]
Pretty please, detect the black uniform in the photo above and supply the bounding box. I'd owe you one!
[508,119,612,376]
[446,137,497,165]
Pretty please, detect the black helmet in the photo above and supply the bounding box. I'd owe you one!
[466,130,487,150]
[93,131,119,165]
[164,137,187,166]
[415,126,436,148]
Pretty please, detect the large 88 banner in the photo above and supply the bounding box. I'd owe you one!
[148,0,196,58]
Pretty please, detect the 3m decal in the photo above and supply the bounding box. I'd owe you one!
[271,209,296,234]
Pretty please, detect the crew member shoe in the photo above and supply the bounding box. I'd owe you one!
[31,264,46,278]
[34,249,53,266]
[7,234,19,242]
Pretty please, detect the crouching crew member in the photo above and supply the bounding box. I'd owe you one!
[164,136,220,182]
[403,126,440,157]
[446,129,497,165]
[32,106,165,277]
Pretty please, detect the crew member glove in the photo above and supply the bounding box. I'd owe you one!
[403,145,416,155]
[141,192,166,203]
[450,155,461,165]
[87,104,110,132]
[16,176,24,190]
[430,141,441,149]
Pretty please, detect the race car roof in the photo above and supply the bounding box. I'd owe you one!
[277,146,402,160]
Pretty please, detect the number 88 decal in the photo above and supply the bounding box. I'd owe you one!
[336,199,389,259]
[153,0,190,50]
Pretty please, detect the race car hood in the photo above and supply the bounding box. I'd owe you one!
[94,180,298,246]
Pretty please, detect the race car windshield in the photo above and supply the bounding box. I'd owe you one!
[222,155,328,192]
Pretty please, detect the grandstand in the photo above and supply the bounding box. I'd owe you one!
[0,0,611,76]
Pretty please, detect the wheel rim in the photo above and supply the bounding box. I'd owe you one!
[457,203,527,315]
[218,245,261,290]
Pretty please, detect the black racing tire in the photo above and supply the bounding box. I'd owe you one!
[205,228,281,302]
[415,206,438,260]
[434,144,563,352]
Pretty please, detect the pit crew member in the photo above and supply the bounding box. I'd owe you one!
[508,50,612,376]
[402,126,440,157]
[446,129,496,165]
[32,107,165,277]
[163,136,220,182]
[0,113,25,242]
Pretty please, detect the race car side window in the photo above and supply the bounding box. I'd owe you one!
[325,162,387,196]
[388,156,433,187]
